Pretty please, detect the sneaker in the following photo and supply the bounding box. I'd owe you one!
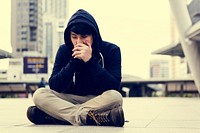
[26,106,71,125]
[86,106,125,127]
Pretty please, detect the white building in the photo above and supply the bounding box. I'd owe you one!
[7,56,50,81]
[150,58,170,78]
[42,0,69,62]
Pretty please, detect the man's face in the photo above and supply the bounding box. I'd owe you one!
[70,32,93,47]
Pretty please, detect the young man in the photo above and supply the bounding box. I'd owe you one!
[27,9,124,127]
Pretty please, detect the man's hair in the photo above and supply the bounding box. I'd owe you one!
[70,23,94,35]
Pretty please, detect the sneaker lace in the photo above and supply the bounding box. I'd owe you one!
[88,110,110,126]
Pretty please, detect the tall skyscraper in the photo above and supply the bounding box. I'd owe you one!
[42,0,68,61]
[11,0,43,57]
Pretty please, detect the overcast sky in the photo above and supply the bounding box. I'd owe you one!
[0,0,172,78]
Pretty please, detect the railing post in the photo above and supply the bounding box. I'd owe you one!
[23,83,28,98]
[165,83,168,97]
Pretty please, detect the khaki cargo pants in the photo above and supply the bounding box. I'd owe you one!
[33,88,123,125]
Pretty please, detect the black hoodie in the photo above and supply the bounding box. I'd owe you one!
[48,9,121,96]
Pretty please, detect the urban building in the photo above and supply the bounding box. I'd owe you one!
[8,0,69,81]
[151,4,192,79]
[42,0,69,62]
[151,0,198,96]
[150,59,170,78]
[11,0,43,57]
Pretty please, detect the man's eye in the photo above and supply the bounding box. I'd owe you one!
[71,36,77,38]
[82,35,88,38]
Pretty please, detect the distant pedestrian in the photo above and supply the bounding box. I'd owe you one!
[38,77,46,88]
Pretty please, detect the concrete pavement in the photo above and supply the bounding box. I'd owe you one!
[1,97,200,133]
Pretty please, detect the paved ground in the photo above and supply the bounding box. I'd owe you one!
[1,97,200,133]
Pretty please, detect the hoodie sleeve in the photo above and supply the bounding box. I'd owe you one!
[85,46,121,91]
[48,45,77,93]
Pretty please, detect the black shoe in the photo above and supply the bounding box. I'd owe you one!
[26,106,71,125]
[86,107,125,127]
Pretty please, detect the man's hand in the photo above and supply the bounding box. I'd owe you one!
[72,42,92,62]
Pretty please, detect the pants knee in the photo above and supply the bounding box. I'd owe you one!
[103,90,123,105]
[33,88,49,106]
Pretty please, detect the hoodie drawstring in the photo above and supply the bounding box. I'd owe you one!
[99,52,104,68]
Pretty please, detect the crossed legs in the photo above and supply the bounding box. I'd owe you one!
[33,88,123,125]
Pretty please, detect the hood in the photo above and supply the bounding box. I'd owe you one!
[64,9,102,55]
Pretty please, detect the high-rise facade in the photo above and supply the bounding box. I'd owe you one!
[42,0,68,61]
[11,0,43,57]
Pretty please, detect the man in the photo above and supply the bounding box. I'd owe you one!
[27,9,124,127]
